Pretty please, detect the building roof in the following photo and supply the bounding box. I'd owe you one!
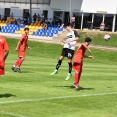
[0,0,51,4]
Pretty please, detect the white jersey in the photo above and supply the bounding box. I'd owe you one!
[64,30,79,50]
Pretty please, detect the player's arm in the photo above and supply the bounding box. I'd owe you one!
[15,40,21,51]
[4,39,9,61]
[4,50,9,61]
[84,55,94,59]
[82,44,91,54]
[26,43,31,50]
[60,38,66,43]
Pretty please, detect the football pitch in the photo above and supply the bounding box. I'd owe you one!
[0,38,117,117]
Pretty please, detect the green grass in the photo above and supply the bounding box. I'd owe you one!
[78,31,117,47]
[0,38,117,117]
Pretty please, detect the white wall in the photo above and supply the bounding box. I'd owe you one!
[0,0,117,20]
[81,0,117,14]
[0,2,53,19]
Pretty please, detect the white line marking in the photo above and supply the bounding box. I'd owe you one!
[0,92,117,105]
[0,111,30,117]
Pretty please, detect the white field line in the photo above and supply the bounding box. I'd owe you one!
[0,92,117,105]
[0,111,30,117]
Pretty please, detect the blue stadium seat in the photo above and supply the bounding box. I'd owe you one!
[48,33,53,37]
[59,28,63,31]
[45,32,49,37]
[1,29,5,33]
[6,24,9,27]
[9,27,13,30]
[40,30,43,33]
[11,30,15,34]
[15,25,18,27]
[38,32,42,36]
[6,27,10,30]
[16,27,20,31]
[32,32,35,35]
[8,30,11,33]
[42,32,46,36]
[54,30,58,34]
[2,26,5,29]
[48,27,52,30]
[37,29,40,32]
[4,29,8,33]
[51,30,54,33]
[46,30,51,33]
[12,27,16,30]
[35,32,38,36]
[54,28,59,31]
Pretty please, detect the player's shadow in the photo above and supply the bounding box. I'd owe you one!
[70,86,94,90]
[76,87,95,91]
[55,85,95,91]
[21,71,34,73]
[0,94,16,98]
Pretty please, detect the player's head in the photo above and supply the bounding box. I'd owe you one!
[24,28,29,34]
[85,37,92,45]
[65,23,73,31]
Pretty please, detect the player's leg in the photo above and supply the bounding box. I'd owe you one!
[65,58,72,80]
[51,48,67,76]
[11,58,21,71]
[0,66,5,76]
[74,71,81,89]
[65,49,74,80]
[51,56,64,75]
[16,50,25,73]
[73,63,82,89]
[16,57,25,73]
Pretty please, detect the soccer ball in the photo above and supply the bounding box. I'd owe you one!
[104,34,111,41]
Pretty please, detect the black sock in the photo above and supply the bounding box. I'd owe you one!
[68,62,72,74]
[56,60,62,70]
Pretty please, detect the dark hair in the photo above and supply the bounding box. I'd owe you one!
[65,23,73,28]
[24,28,29,31]
[85,37,92,42]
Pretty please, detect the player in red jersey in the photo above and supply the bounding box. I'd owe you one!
[72,37,94,89]
[11,28,31,73]
[0,36,9,76]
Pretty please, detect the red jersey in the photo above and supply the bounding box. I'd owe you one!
[0,36,9,67]
[19,34,28,52]
[73,43,86,64]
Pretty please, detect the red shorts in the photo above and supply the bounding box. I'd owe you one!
[72,62,83,73]
[18,50,25,57]
[0,67,5,75]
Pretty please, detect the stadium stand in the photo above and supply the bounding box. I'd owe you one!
[0,19,64,37]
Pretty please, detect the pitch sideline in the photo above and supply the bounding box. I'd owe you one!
[0,92,117,105]
[0,111,30,117]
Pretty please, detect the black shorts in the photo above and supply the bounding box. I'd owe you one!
[61,48,74,59]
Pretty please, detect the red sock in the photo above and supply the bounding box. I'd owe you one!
[78,73,81,83]
[74,72,81,85]
[17,59,24,68]
[74,72,78,84]
[14,59,20,66]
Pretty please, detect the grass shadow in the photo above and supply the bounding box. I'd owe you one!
[0,94,16,98]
